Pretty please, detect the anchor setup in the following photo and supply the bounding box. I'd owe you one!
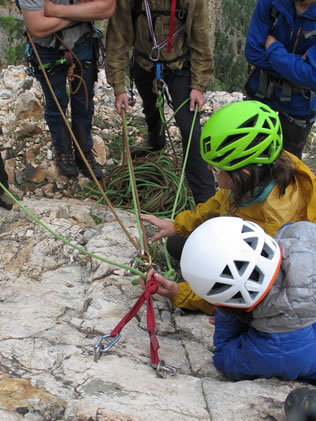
[2,26,199,378]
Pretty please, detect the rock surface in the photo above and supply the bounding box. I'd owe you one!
[0,196,310,421]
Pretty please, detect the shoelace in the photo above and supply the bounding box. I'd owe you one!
[58,152,75,164]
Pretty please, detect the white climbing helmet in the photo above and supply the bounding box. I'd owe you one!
[180,216,282,310]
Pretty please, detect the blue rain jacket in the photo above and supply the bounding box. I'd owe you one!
[245,0,316,117]
[212,222,316,382]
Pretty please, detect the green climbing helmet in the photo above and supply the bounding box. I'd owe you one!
[200,100,283,171]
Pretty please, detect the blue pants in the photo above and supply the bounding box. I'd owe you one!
[33,38,97,154]
[133,61,215,205]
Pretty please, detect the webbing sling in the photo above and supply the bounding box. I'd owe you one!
[93,276,177,378]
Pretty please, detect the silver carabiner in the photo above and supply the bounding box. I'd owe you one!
[93,333,121,362]
[152,360,177,378]
[149,46,160,62]
[177,9,185,20]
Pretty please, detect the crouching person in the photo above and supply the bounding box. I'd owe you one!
[142,216,316,382]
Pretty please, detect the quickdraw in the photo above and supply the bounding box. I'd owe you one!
[93,276,177,378]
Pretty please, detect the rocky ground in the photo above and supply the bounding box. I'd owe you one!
[0,65,315,421]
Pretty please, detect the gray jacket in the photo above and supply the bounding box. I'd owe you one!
[252,221,316,333]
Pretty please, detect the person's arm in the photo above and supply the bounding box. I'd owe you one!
[245,0,275,70]
[21,8,72,38]
[265,41,316,90]
[105,0,134,97]
[185,0,214,96]
[44,0,116,21]
[173,189,228,237]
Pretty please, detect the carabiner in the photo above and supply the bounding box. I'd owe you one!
[149,46,160,62]
[152,360,177,379]
[93,333,121,362]
[177,9,185,20]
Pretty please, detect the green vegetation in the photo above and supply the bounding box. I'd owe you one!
[0,16,25,65]
[212,0,257,93]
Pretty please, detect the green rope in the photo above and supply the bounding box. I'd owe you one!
[82,154,194,218]
[162,104,199,280]
[121,106,146,253]
[0,183,146,280]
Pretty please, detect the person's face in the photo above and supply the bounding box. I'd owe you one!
[208,164,233,189]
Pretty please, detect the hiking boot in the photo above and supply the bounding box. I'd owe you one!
[0,191,14,210]
[56,151,78,177]
[75,150,103,179]
[148,125,166,149]
[284,387,316,421]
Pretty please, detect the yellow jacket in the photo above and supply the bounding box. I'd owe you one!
[171,152,316,313]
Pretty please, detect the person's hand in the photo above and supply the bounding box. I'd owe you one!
[141,214,176,241]
[115,93,129,115]
[190,89,205,112]
[140,269,179,299]
[265,34,278,50]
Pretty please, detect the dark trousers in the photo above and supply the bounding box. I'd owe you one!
[166,234,187,262]
[0,154,8,193]
[279,113,314,159]
[133,62,215,205]
[33,38,97,154]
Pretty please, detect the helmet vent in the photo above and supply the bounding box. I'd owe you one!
[221,133,245,149]
[262,120,270,130]
[249,267,263,283]
[237,115,258,128]
[261,241,276,259]
[278,127,281,137]
[241,224,255,234]
[228,291,245,304]
[207,282,231,296]
[212,149,231,163]
[221,261,249,278]
[234,260,248,276]
[249,291,259,300]
[243,236,258,251]
[220,264,233,279]
[253,132,268,146]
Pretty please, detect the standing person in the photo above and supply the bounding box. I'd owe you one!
[105,0,216,205]
[142,216,316,382]
[19,0,116,178]
[141,100,316,262]
[0,154,14,210]
[245,0,316,159]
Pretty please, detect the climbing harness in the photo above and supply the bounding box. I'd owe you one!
[128,0,188,108]
[143,0,185,62]
[94,275,177,378]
